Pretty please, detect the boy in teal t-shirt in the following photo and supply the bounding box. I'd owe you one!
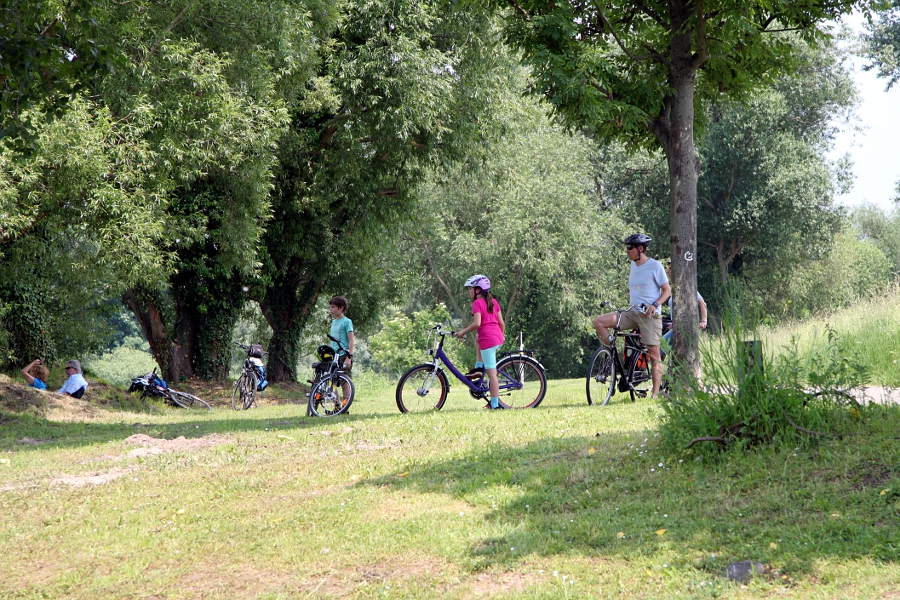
[329,296,355,372]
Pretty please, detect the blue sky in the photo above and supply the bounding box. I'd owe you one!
[829,14,900,212]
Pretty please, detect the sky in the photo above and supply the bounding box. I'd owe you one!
[829,13,900,212]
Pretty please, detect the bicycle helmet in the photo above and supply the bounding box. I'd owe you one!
[624,233,652,248]
[464,274,491,290]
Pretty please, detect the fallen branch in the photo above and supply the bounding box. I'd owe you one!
[786,416,842,440]
[686,436,726,448]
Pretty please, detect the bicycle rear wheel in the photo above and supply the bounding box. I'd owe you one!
[586,345,616,406]
[168,390,212,410]
[231,371,257,410]
[628,354,653,401]
[308,374,353,417]
[495,357,546,409]
[395,364,448,413]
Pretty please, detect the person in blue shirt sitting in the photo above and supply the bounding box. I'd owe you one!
[57,360,89,399]
[21,359,49,390]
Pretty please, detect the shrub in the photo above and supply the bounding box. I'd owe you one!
[660,317,869,455]
[369,305,474,376]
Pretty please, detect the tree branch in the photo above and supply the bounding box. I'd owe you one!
[150,0,199,55]
[686,436,726,448]
[506,0,531,19]
[593,1,653,62]
[418,230,464,318]
[786,416,843,439]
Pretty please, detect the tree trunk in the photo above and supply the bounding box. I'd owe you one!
[122,286,193,382]
[260,257,326,382]
[660,12,701,377]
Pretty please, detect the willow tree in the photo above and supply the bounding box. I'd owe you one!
[488,0,874,371]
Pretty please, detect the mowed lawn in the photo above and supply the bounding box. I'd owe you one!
[1,377,899,599]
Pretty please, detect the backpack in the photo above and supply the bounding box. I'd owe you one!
[249,343,265,358]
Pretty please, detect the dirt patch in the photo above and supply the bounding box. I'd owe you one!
[49,466,136,488]
[467,571,540,597]
[850,461,894,491]
[123,433,230,456]
[0,379,48,415]
[19,437,50,445]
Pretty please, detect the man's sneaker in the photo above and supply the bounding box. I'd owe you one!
[464,367,484,382]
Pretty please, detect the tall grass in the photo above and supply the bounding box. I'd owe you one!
[756,285,900,386]
[660,298,875,454]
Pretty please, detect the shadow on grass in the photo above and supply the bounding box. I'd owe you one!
[0,407,329,453]
[361,407,900,578]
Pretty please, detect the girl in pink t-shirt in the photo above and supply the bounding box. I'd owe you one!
[454,274,506,409]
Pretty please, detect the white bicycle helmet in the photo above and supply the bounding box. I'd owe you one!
[464,274,491,290]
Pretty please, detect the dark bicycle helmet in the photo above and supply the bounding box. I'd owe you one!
[624,233,652,247]
[316,345,335,362]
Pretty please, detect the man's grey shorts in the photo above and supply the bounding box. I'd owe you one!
[616,309,662,346]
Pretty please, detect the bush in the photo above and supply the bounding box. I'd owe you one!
[660,317,869,455]
[368,305,474,376]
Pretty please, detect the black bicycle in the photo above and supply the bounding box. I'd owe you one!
[586,302,666,406]
[129,369,211,410]
[232,342,268,410]
[306,335,354,417]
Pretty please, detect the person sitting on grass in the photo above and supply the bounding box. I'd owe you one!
[57,360,88,399]
[21,359,49,391]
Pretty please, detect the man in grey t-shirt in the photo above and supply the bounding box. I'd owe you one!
[592,233,671,397]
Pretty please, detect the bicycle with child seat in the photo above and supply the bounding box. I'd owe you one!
[586,302,668,406]
[305,335,354,417]
[232,342,269,410]
[395,323,547,413]
[129,368,211,410]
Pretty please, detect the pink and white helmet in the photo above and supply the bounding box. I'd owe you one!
[464,274,491,290]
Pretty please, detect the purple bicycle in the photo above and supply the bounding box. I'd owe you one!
[395,323,547,412]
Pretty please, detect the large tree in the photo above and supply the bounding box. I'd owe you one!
[487,0,873,372]
[389,90,629,378]
[257,0,508,381]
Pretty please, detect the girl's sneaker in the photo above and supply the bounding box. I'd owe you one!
[464,367,484,382]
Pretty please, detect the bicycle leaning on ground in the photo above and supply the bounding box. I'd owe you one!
[305,335,354,417]
[586,302,667,406]
[129,369,211,410]
[395,323,547,413]
[232,342,269,411]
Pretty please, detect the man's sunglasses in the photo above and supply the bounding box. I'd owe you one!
[625,245,637,251]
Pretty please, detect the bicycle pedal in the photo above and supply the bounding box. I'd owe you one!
[635,390,648,398]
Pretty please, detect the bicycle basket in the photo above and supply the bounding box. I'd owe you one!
[316,344,335,362]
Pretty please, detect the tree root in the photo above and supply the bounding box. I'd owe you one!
[686,436,726,448]
[786,416,842,439]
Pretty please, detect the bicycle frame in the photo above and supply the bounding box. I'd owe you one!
[422,324,524,396]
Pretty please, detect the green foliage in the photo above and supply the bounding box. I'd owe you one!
[368,304,472,376]
[83,345,157,389]
[390,92,628,378]
[863,0,900,89]
[0,0,121,146]
[660,315,868,454]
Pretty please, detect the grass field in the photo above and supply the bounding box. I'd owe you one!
[2,373,899,599]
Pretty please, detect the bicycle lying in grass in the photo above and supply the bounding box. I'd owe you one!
[232,342,269,410]
[129,369,211,410]
[586,302,668,406]
[395,323,547,413]
[305,335,354,417]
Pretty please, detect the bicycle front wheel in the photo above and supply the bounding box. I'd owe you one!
[308,374,353,417]
[587,345,616,406]
[496,357,546,409]
[396,364,448,413]
[231,371,257,410]
[168,390,212,411]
